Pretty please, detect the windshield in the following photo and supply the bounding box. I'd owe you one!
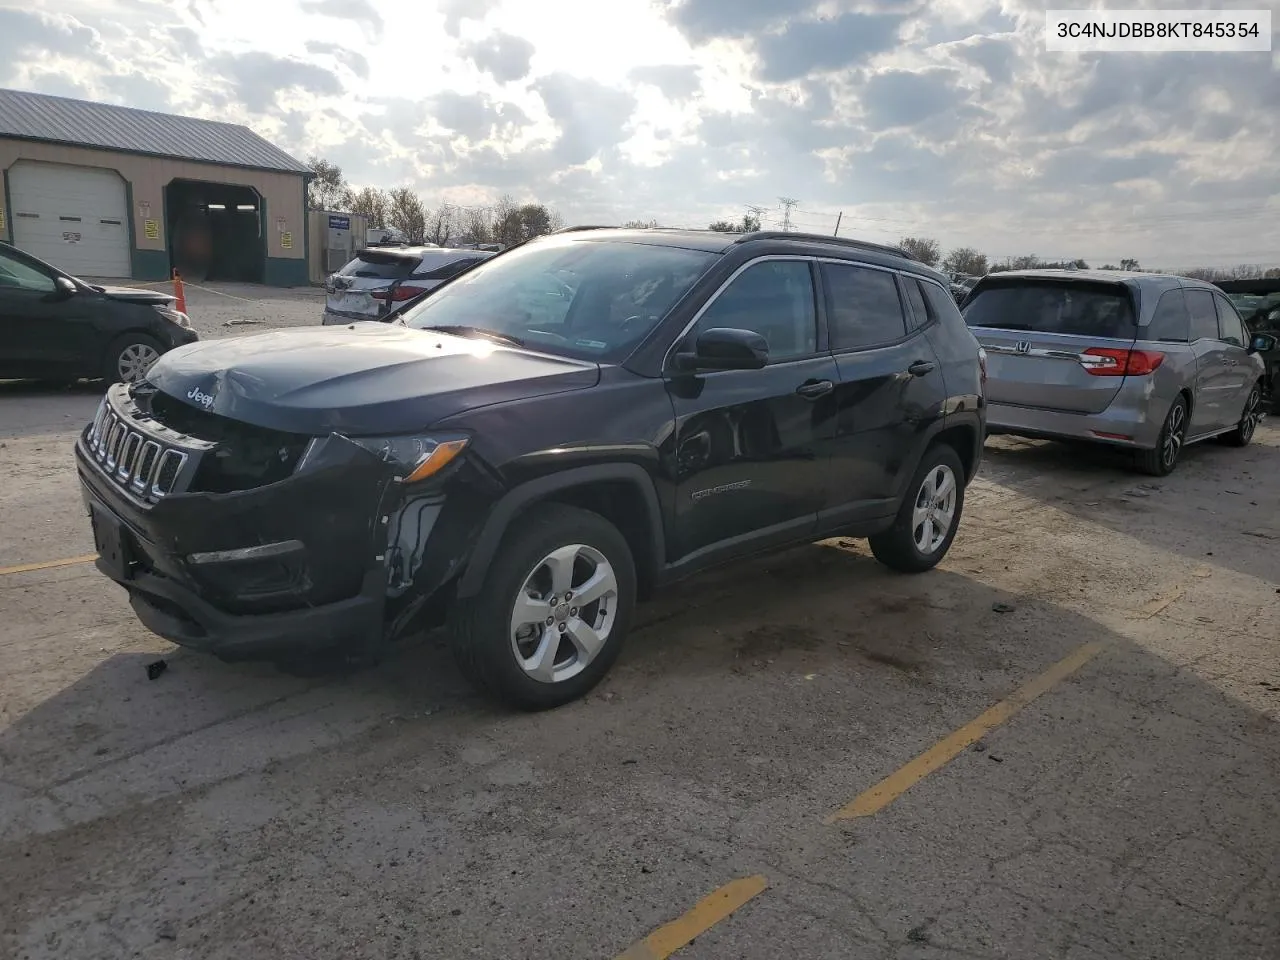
[962,280,1138,339]
[399,237,718,361]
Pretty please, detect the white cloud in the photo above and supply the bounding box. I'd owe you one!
[0,0,1276,267]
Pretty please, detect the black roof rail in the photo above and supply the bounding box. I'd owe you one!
[733,231,919,262]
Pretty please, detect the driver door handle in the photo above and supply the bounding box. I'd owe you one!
[796,379,834,399]
[907,359,936,376]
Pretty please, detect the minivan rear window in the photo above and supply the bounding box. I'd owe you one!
[337,253,417,279]
[962,280,1138,339]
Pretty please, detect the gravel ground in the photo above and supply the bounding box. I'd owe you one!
[0,301,1277,959]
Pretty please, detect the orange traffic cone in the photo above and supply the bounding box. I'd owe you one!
[172,268,187,314]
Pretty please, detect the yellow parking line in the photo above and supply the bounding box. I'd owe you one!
[615,875,768,960]
[0,554,97,577]
[827,641,1105,822]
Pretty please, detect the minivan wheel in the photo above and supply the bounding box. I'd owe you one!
[869,443,966,573]
[449,503,636,710]
[1223,385,1262,447]
[1135,395,1188,476]
[104,333,163,384]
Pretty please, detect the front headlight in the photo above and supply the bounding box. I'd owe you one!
[153,303,192,329]
[346,434,470,483]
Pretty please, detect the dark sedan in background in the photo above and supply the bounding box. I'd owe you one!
[0,240,197,384]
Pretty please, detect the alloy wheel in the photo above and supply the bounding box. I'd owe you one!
[117,343,160,383]
[509,543,619,684]
[1240,388,1261,443]
[1162,402,1186,468]
[912,464,957,555]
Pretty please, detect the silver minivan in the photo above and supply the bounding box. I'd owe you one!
[962,270,1271,475]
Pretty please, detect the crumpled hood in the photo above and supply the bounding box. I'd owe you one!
[98,286,176,305]
[145,322,600,436]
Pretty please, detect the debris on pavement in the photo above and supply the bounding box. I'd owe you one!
[145,659,168,680]
[991,602,1016,613]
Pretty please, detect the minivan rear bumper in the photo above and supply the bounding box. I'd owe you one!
[986,387,1164,449]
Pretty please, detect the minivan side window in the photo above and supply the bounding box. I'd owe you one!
[821,262,908,351]
[689,259,817,362]
[1147,289,1190,343]
[1213,294,1246,347]
[1184,289,1219,342]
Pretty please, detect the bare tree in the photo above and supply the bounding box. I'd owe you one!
[425,203,457,246]
[899,236,942,267]
[1119,258,1140,271]
[623,219,661,228]
[387,188,426,243]
[347,186,388,228]
[943,247,989,277]
[492,198,562,245]
[459,207,493,244]
[306,156,352,211]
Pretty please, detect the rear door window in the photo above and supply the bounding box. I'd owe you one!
[1213,294,1246,347]
[821,262,908,351]
[1147,289,1190,343]
[411,254,481,281]
[962,280,1137,339]
[1185,289,1219,342]
[920,280,966,329]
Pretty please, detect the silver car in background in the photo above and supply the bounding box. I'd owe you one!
[962,270,1271,475]
[322,247,493,325]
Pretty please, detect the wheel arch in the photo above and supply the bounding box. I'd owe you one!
[455,463,665,600]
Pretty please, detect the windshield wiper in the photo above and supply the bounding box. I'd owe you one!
[414,324,526,348]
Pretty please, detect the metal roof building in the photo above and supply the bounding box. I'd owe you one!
[0,88,310,285]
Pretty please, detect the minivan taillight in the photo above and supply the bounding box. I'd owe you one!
[372,285,426,302]
[1081,347,1164,376]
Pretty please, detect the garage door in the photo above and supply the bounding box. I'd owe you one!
[9,162,131,278]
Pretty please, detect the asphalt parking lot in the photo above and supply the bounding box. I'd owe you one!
[1,290,1278,960]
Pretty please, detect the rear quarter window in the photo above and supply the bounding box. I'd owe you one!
[963,280,1138,339]
[1146,289,1190,343]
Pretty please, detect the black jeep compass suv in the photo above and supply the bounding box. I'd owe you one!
[75,227,986,709]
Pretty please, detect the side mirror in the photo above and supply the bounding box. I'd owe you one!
[52,276,77,299]
[1250,333,1276,353]
[673,327,769,372]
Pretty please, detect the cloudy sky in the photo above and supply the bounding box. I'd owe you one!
[3,0,1277,268]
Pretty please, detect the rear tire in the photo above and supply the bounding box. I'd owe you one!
[104,333,164,384]
[870,443,966,573]
[449,503,636,710]
[1223,384,1262,447]
[1135,395,1188,476]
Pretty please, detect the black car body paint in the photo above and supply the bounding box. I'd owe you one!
[74,228,986,666]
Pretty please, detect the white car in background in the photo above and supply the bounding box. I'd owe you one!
[322,247,494,324]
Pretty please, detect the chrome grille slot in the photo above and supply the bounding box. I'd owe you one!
[82,387,209,504]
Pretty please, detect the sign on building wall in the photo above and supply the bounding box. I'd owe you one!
[281,232,293,249]
[328,215,350,230]
[144,219,159,240]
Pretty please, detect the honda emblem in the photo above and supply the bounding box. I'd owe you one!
[1014,341,1031,354]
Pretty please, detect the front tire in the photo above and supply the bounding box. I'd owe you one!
[870,443,966,573]
[1223,384,1262,447]
[449,503,636,710]
[104,333,164,384]
[1135,395,1188,476]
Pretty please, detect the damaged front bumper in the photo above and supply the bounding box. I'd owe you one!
[74,399,405,660]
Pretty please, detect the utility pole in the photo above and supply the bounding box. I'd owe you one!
[778,197,798,232]
[833,211,842,236]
